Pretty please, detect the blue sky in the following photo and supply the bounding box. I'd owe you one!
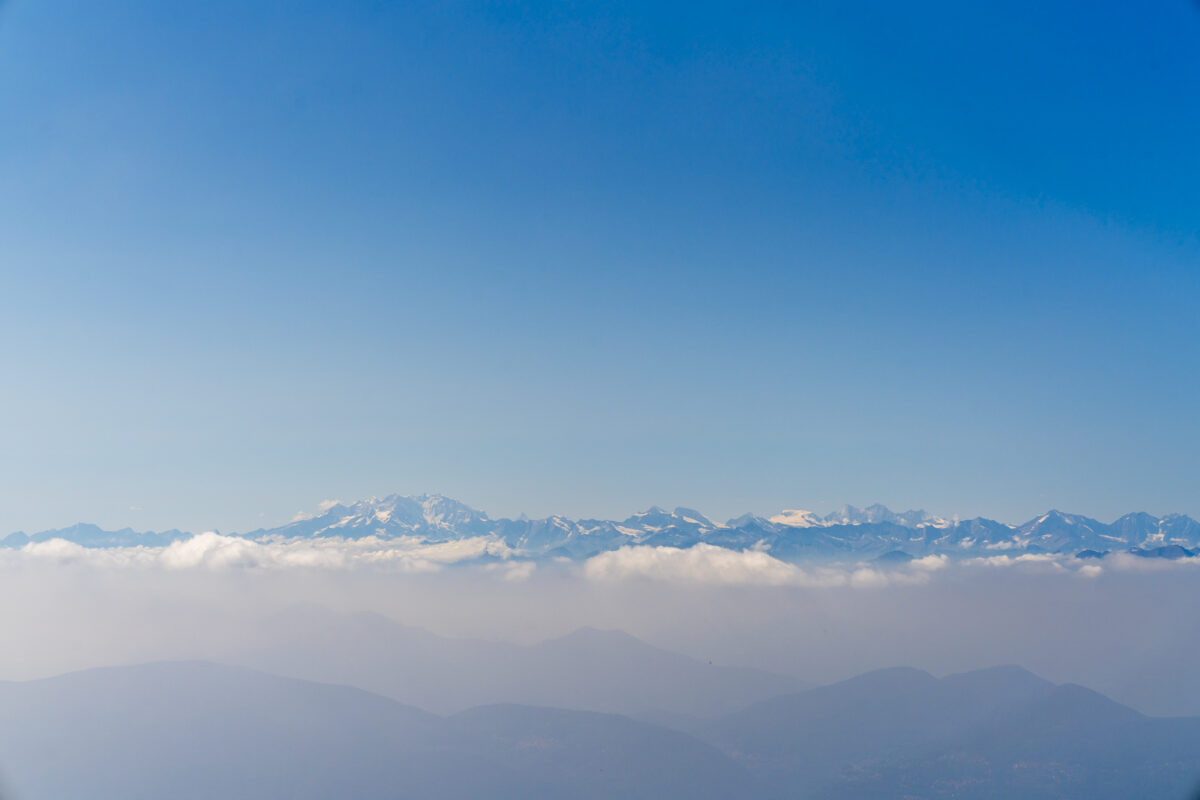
[0,0,1197,533]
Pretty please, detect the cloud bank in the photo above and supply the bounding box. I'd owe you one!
[0,536,1199,720]
[580,544,951,587]
[5,535,1199,590]
[10,533,515,573]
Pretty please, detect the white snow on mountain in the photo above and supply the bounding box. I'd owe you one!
[768,509,824,527]
[4,495,1198,570]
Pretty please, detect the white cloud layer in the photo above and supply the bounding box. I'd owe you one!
[581,544,953,588]
[3,536,1194,587]
[9,533,515,574]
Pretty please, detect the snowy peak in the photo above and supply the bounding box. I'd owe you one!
[620,506,715,533]
[819,504,950,528]
[673,507,715,528]
[768,509,823,527]
[260,493,491,542]
[7,496,1199,565]
[1018,510,1105,548]
[765,504,951,529]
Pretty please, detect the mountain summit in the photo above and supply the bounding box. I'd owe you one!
[5,495,1198,565]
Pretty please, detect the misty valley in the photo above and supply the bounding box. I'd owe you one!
[1,607,1198,799]
[2,495,1200,798]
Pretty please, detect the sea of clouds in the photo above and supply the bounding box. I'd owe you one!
[6,531,1196,587]
[2,535,1198,717]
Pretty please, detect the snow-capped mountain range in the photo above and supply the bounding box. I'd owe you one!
[4,494,1199,563]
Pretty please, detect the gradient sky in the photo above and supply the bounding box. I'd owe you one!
[0,0,1197,534]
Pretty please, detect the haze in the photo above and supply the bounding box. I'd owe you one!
[1,0,1197,797]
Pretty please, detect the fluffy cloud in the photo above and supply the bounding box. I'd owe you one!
[581,544,947,588]
[911,554,949,571]
[8,533,516,573]
[10,535,1179,585]
[583,543,808,586]
[1103,551,1200,572]
[964,553,1063,569]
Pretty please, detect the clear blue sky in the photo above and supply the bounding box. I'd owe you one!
[0,0,1197,533]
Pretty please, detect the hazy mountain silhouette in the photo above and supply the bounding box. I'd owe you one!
[222,607,806,717]
[1,658,1198,799]
[0,661,752,800]
[704,665,1200,799]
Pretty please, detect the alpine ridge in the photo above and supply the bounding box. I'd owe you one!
[5,495,1199,564]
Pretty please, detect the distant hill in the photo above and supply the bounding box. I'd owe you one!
[221,607,806,717]
[0,661,752,800]
[703,665,1200,799]
[6,493,1198,563]
[1,659,1197,799]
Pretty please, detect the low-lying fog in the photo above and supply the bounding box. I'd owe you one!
[1,552,1196,718]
